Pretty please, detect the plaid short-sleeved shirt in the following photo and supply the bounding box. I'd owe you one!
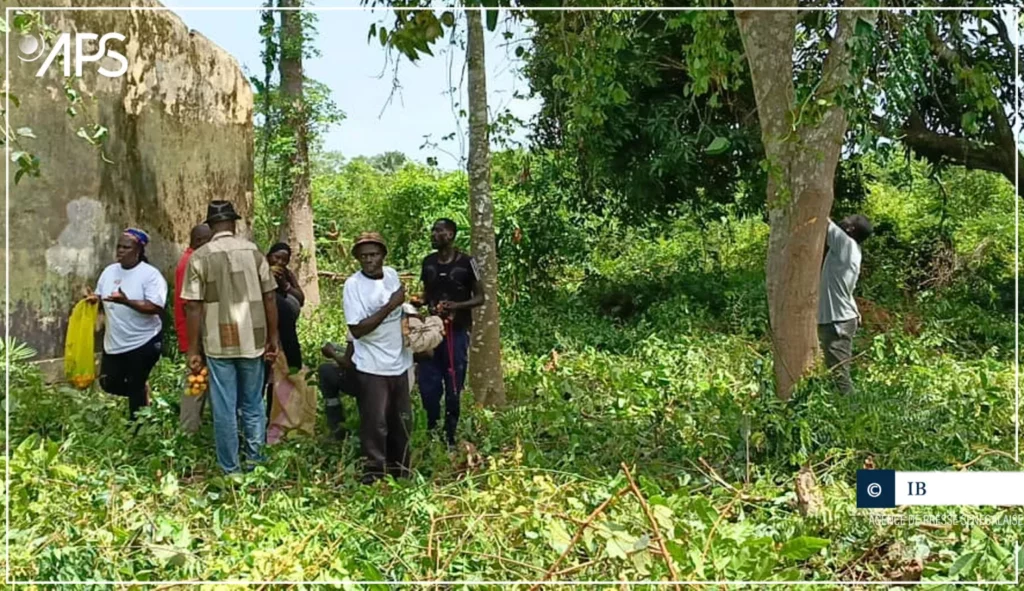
[180,231,277,359]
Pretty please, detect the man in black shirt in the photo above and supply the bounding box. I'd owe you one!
[414,218,483,447]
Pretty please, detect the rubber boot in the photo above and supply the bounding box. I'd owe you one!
[324,397,347,441]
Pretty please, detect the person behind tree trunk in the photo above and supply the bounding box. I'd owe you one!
[87,228,167,426]
[181,200,279,474]
[264,242,305,419]
[176,223,212,434]
[412,218,483,448]
[818,215,873,395]
[343,232,413,485]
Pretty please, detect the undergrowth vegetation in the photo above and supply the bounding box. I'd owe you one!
[4,151,1021,585]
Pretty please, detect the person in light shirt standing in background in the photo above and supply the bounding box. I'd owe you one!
[818,215,873,395]
[343,232,413,485]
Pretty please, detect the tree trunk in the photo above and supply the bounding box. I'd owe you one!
[735,2,872,399]
[466,9,506,407]
[278,0,320,309]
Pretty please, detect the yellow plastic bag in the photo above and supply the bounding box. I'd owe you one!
[64,300,98,389]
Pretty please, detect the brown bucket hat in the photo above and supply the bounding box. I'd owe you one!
[351,231,388,256]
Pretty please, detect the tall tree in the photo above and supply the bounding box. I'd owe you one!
[520,3,1014,397]
[733,2,876,399]
[466,9,506,406]
[277,0,320,308]
[364,3,507,406]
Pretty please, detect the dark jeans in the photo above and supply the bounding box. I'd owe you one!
[317,362,359,440]
[417,327,468,445]
[818,318,858,395]
[356,370,412,479]
[99,332,162,421]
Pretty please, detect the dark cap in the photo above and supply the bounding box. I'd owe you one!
[205,200,242,224]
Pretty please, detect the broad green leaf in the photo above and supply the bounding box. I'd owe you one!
[665,539,687,570]
[150,545,180,563]
[705,136,731,155]
[969,527,987,545]
[779,536,830,561]
[693,497,718,525]
[486,9,498,32]
[16,127,36,139]
[546,519,572,554]
[631,549,652,575]
[989,539,1010,561]
[653,504,674,533]
[605,531,633,559]
[949,551,978,577]
[689,547,705,577]
[713,552,731,572]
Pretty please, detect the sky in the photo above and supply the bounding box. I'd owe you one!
[165,1,542,170]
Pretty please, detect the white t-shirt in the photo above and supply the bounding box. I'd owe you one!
[342,266,412,377]
[94,262,168,354]
[818,220,862,324]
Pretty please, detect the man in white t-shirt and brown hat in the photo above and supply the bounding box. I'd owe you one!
[343,232,414,485]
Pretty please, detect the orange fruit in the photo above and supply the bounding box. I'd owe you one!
[200,367,208,377]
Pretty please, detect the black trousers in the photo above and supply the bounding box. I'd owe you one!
[99,332,162,421]
[317,363,360,440]
[355,370,411,478]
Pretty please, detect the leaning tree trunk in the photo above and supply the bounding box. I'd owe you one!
[466,9,506,407]
[735,2,873,400]
[278,0,320,309]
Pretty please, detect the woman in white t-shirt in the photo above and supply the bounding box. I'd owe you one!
[85,228,168,423]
